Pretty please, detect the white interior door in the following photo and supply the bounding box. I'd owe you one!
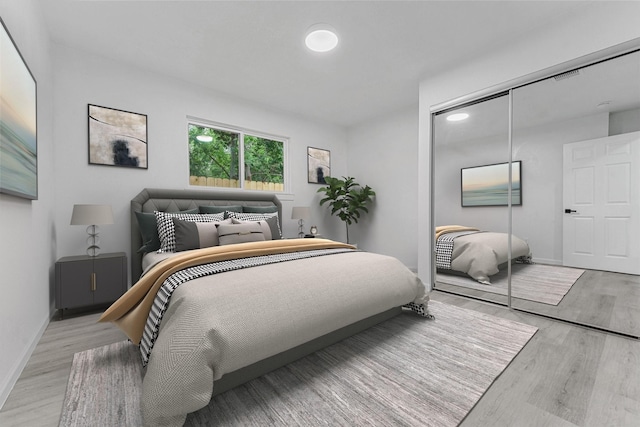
[563,131,640,274]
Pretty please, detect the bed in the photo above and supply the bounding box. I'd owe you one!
[100,188,430,426]
[435,225,531,284]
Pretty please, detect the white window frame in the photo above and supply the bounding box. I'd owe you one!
[187,116,290,193]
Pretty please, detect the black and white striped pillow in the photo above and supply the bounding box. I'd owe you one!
[155,211,225,253]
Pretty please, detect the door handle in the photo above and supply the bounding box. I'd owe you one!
[564,209,577,214]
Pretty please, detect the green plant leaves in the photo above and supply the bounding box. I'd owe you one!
[317,176,375,242]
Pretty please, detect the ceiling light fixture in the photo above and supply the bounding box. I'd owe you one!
[196,135,213,142]
[305,23,338,53]
[447,113,469,122]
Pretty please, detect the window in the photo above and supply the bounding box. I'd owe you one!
[188,122,286,191]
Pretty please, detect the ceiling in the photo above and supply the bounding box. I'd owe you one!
[435,49,640,144]
[39,1,591,128]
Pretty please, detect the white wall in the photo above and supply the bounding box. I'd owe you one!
[52,44,349,267]
[418,2,640,286]
[345,107,419,270]
[0,0,55,408]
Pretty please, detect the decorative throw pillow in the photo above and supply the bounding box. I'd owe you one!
[199,205,243,214]
[173,218,232,252]
[217,222,266,246]
[230,218,272,240]
[155,211,225,253]
[242,205,278,213]
[225,211,281,240]
[135,208,198,253]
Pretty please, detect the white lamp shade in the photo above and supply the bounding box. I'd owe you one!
[291,206,310,220]
[70,204,114,225]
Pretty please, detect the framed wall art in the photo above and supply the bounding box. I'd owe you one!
[0,17,38,200]
[88,104,148,169]
[307,146,330,184]
[461,161,522,207]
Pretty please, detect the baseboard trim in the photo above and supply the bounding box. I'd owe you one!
[0,314,50,410]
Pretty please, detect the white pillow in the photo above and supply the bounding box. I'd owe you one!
[225,211,281,239]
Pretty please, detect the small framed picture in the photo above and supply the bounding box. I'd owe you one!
[88,104,148,169]
[307,147,330,184]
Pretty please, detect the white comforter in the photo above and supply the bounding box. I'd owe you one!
[450,232,531,284]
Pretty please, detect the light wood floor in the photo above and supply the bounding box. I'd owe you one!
[436,268,640,337]
[0,294,638,426]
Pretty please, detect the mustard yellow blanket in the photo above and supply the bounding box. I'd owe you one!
[99,238,354,344]
[435,225,479,241]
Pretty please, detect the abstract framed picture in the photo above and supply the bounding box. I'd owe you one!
[88,104,148,169]
[461,161,522,207]
[307,146,330,184]
[0,18,38,200]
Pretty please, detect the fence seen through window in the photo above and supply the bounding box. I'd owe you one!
[188,123,285,191]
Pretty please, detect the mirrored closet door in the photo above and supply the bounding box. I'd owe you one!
[432,43,640,338]
[510,49,640,337]
[433,94,511,307]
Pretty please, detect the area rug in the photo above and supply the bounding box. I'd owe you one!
[59,301,537,426]
[437,263,585,305]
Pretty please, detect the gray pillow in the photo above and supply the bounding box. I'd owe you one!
[136,208,198,253]
[218,222,266,245]
[199,205,243,214]
[242,205,278,213]
[172,218,223,252]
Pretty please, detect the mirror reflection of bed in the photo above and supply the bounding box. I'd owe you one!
[432,45,640,338]
[435,225,584,306]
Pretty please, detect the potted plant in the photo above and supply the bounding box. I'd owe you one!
[317,176,376,244]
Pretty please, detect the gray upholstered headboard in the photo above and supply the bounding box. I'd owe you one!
[130,188,282,281]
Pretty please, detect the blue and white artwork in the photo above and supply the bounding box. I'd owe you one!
[0,18,37,200]
[461,161,521,207]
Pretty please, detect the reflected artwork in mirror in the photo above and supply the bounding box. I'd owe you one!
[461,161,521,207]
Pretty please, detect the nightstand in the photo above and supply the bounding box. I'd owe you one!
[55,252,127,316]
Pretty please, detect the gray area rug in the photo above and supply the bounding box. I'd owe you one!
[437,263,585,305]
[60,301,537,426]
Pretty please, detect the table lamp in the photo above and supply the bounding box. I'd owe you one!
[70,204,114,256]
[291,206,310,238]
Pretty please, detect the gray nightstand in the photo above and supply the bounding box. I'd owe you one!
[55,252,127,316]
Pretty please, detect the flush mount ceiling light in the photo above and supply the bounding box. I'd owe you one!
[196,135,213,142]
[446,113,469,122]
[305,23,338,53]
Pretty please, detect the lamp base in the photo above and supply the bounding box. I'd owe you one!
[86,225,100,257]
[298,219,305,238]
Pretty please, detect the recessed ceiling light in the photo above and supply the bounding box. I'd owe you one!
[196,135,213,142]
[305,24,338,53]
[447,113,469,122]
